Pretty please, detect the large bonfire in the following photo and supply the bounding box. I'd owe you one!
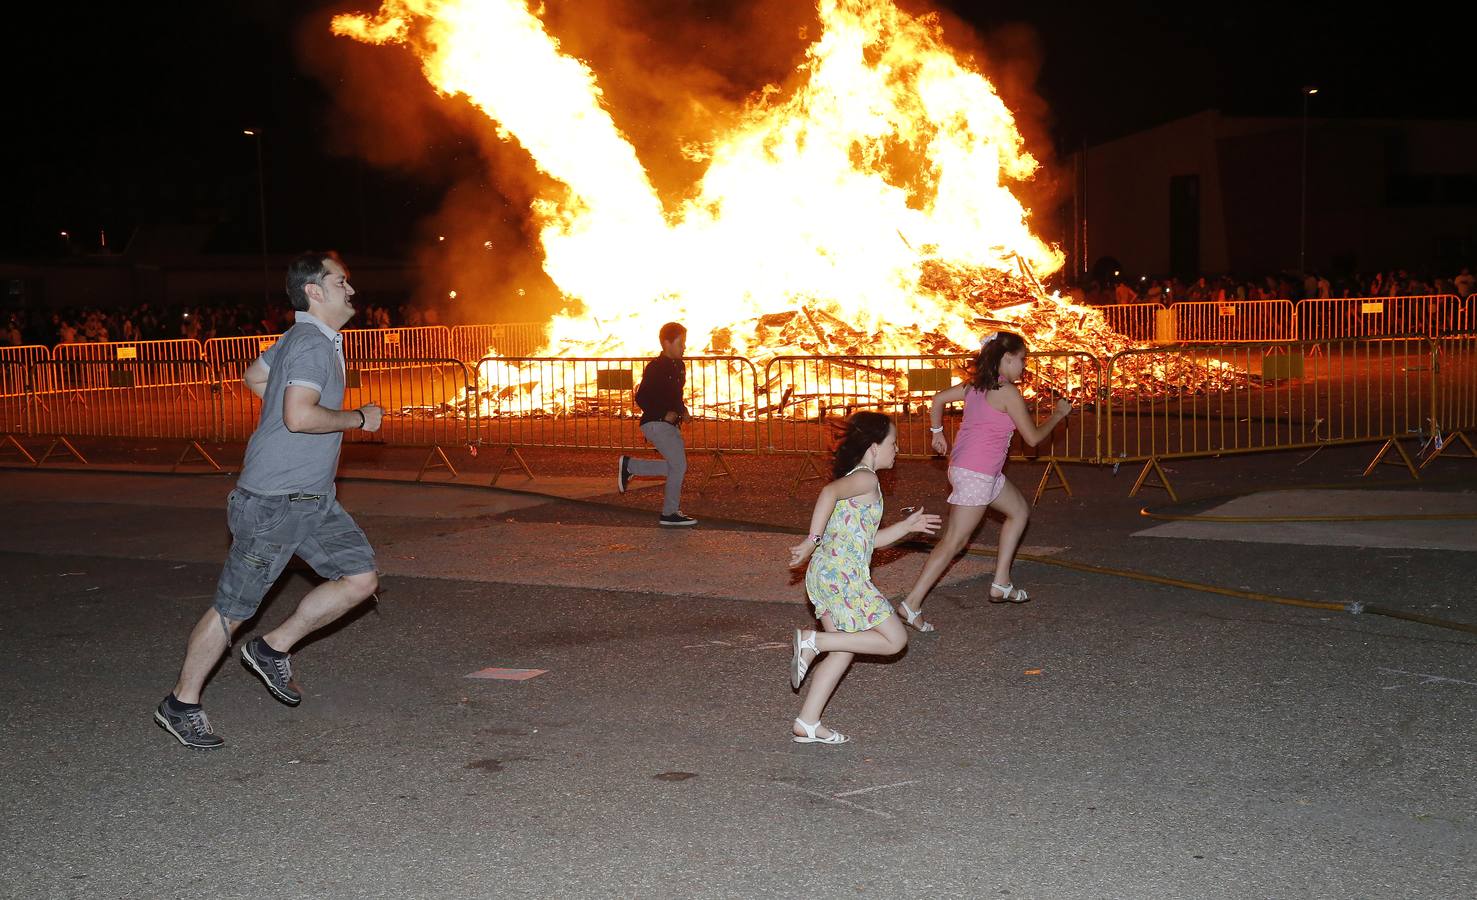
[333,0,1228,417]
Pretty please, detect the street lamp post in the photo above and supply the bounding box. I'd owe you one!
[244,129,269,303]
[1299,87,1318,274]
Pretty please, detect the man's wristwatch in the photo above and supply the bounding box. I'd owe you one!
[355,408,366,429]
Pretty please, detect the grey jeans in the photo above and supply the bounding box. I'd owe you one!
[632,421,687,515]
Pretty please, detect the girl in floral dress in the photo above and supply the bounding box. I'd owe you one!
[787,412,941,745]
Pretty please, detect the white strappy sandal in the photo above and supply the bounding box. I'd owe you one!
[989,582,1030,603]
[790,628,818,690]
[897,601,936,633]
[793,717,848,745]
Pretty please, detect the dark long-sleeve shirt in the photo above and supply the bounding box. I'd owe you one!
[636,355,687,425]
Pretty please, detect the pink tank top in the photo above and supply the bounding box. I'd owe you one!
[952,388,1014,476]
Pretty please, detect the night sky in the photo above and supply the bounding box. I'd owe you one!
[3,1,1468,261]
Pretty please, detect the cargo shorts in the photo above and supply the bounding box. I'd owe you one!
[212,487,377,621]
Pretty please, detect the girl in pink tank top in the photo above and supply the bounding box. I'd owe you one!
[895,331,1074,632]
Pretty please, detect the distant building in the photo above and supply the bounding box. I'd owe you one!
[1064,109,1477,280]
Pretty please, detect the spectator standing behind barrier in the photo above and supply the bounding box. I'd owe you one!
[154,251,383,751]
[1454,267,1474,299]
[617,322,697,526]
[894,331,1073,632]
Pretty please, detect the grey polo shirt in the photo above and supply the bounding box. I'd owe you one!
[236,312,349,496]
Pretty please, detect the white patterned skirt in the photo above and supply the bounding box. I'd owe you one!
[946,466,1007,507]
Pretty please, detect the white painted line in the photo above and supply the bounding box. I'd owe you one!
[832,779,918,798]
[466,667,547,681]
[1377,667,1477,688]
[748,642,790,652]
[780,783,893,819]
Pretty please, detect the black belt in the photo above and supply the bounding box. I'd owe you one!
[286,492,327,502]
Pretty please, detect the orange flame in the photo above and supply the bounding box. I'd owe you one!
[333,0,1062,361]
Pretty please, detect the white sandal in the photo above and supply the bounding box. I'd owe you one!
[792,717,848,745]
[989,582,1029,603]
[897,601,936,633]
[790,628,818,690]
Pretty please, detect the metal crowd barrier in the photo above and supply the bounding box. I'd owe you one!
[1170,299,1296,342]
[340,325,451,369]
[49,339,208,393]
[468,355,758,455]
[451,323,547,362]
[0,362,30,438]
[760,353,1101,464]
[0,345,50,397]
[1104,337,1431,464]
[340,358,475,450]
[3,337,1467,493]
[204,334,280,370]
[30,360,219,442]
[1100,303,1165,343]
[1297,295,1459,340]
[1429,335,1477,464]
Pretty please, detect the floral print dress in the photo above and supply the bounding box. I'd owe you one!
[804,466,894,632]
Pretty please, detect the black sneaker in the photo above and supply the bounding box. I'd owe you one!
[154,697,225,750]
[617,455,631,493]
[659,512,697,526]
[240,637,302,706]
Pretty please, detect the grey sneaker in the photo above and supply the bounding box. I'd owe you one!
[617,455,631,493]
[240,637,302,706]
[154,697,225,750]
[659,512,697,526]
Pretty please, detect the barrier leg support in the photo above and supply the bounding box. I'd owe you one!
[38,436,88,466]
[1032,459,1073,506]
[490,446,534,486]
[789,453,828,495]
[697,450,734,495]
[1420,430,1476,469]
[174,441,221,472]
[418,445,458,481]
[1129,457,1178,501]
[1362,438,1420,480]
[0,434,36,465]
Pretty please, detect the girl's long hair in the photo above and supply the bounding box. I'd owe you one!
[831,411,893,479]
[965,330,1027,392]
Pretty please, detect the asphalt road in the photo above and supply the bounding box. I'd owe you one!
[1,447,1474,899]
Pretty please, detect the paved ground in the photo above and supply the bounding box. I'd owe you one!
[1,443,1475,899]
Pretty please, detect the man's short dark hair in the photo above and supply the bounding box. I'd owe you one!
[659,322,686,344]
[285,251,344,312]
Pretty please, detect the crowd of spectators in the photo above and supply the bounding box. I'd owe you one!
[5,267,1474,350]
[1068,267,1476,307]
[2,299,426,349]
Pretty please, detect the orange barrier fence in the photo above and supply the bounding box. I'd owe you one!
[30,360,219,442]
[1296,295,1459,340]
[1104,338,1431,463]
[1431,335,1477,458]
[1170,300,1296,342]
[204,334,280,369]
[49,340,208,393]
[340,325,451,367]
[1100,304,1166,343]
[0,363,30,437]
[341,359,475,450]
[2,339,1468,491]
[760,353,1101,466]
[0,346,49,397]
[452,323,547,362]
[469,356,759,454]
